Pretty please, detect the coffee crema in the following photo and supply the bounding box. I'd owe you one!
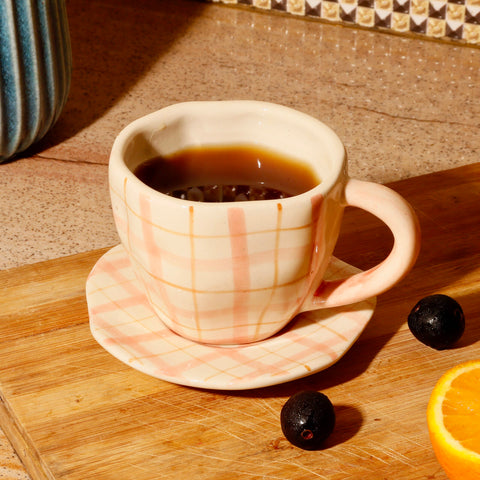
[133,144,320,202]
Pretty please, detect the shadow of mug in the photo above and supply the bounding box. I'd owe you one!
[0,0,71,163]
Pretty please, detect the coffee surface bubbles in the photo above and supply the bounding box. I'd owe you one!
[133,145,320,202]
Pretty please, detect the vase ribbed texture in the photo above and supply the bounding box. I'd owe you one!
[0,0,71,162]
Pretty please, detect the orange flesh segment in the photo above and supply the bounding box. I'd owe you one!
[443,369,480,454]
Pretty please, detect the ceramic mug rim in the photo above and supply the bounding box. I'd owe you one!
[109,100,346,208]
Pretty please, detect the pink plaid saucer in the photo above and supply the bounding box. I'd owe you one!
[86,245,376,390]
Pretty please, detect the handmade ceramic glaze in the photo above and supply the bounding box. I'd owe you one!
[107,101,420,345]
[0,0,71,162]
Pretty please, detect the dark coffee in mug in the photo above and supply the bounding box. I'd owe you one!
[133,144,320,202]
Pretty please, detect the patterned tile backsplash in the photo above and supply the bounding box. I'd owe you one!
[208,0,480,45]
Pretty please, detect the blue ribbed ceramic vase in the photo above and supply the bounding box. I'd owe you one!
[0,0,71,162]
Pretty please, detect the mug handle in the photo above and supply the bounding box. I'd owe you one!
[303,178,421,310]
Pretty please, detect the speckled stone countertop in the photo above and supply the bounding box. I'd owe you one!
[0,0,479,477]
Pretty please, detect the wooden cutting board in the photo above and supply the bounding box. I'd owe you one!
[1,163,479,480]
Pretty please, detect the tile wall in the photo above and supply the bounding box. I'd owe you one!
[209,0,480,45]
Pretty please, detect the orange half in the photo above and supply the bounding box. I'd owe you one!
[427,360,480,480]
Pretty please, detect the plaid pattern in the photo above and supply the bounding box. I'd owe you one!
[86,245,376,390]
[110,177,332,344]
[210,0,480,45]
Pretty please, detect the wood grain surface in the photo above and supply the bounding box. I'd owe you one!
[1,163,479,480]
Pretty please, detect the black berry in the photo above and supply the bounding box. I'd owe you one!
[408,294,465,350]
[280,390,335,450]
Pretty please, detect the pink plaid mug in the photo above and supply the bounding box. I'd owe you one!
[109,101,420,345]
